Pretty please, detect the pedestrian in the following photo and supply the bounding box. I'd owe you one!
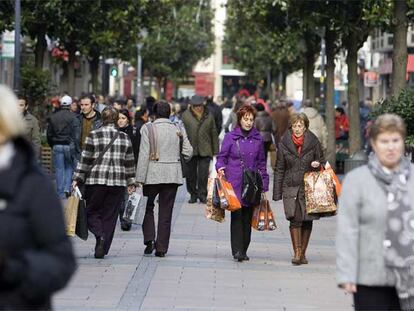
[335,107,350,174]
[182,94,219,204]
[17,94,41,158]
[70,97,80,115]
[136,101,193,257]
[224,98,244,133]
[72,107,136,259]
[336,114,414,311]
[301,99,328,152]
[78,94,102,153]
[134,105,149,158]
[117,108,139,231]
[254,103,273,162]
[0,85,76,310]
[216,104,269,262]
[95,94,106,113]
[47,95,80,199]
[205,95,223,135]
[273,113,324,265]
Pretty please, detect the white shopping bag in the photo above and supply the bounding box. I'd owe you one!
[123,187,142,223]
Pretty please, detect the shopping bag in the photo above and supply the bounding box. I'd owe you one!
[324,162,342,197]
[216,176,242,212]
[64,192,80,237]
[304,170,337,216]
[252,194,277,231]
[123,187,142,223]
[74,186,88,240]
[205,178,225,223]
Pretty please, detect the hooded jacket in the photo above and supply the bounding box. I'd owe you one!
[216,127,269,206]
[302,107,327,151]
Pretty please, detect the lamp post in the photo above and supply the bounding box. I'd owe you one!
[13,0,21,92]
[316,26,326,116]
[136,28,147,105]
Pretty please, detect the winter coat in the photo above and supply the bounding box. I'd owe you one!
[22,112,41,158]
[0,138,76,310]
[254,111,274,143]
[135,118,193,185]
[78,110,103,151]
[73,124,135,187]
[47,108,81,158]
[216,127,269,207]
[335,164,414,287]
[119,125,139,163]
[181,108,219,158]
[272,130,324,221]
[335,114,349,139]
[206,102,223,135]
[302,107,328,151]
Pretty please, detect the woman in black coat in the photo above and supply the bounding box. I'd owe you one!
[273,113,324,266]
[0,85,76,310]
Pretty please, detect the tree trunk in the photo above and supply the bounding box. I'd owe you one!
[34,32,46,69]
[89,55,100,93]
[163,77,168,99]
[303,63,308,101]
[305,51,315,104]
[156,76,162,100]
[391,0,408,96]
[68,52,76,96]
[325,28,336,168]
[346,33,362,155]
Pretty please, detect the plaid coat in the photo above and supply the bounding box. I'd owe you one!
[73,124,135,186]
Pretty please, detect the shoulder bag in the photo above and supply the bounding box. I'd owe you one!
[236,139,263,206]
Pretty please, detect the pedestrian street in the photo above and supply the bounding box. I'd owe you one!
[55,182,353,311]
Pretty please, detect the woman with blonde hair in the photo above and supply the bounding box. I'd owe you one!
[0,85,76,309]
[337,114,414,311]
[273,112,324,265]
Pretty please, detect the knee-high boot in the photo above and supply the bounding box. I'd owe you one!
[300,228,312,264]
[289,227,302,265]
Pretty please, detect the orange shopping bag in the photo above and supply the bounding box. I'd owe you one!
[216,176,242,212]
[324,162,342,196]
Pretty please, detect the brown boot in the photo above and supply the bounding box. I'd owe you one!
[289,227,302,265]
[300,228,312,264]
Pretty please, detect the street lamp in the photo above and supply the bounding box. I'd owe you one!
[136,28,148,105]
[316,26,326,116]
[13,0,21,92]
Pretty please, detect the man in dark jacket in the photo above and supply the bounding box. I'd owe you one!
[17,95,41,159]
[182,95,219,203]
[78,94,102,152]
[47,95,80,199]
[205,95,223,135]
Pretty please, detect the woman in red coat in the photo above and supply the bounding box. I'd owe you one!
[335,107,350,140]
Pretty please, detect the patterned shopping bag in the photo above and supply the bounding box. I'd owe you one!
[304,170,337,216]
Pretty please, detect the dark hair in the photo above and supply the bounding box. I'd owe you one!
[290,113,310,129]
[336,107,345,115]
[80,94,95,104]
[17,93,28,106]
[255,103,265,111]
[101,107,119,125]
[236,104,257,126]
[153,100,171,119]
[118,108,131,124]
[135,104,148,119]
[369,113,406,141]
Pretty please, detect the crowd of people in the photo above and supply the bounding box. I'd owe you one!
[2,82,414,311]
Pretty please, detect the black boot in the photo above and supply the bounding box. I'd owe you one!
[144,241,155,255]
[94,237,105,259]
[233,251,244,262]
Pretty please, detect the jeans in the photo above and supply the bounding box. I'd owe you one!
[53,145,74,199]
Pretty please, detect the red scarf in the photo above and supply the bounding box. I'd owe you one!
[292,133,304,155]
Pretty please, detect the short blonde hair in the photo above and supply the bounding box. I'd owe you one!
[369,113,406,141]
[0,85,26,139]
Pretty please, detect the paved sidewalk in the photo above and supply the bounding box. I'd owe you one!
[55,185,353,311]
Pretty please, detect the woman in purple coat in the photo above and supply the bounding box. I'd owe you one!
[216,105,269,262]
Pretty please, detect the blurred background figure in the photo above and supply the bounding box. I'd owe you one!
[337,114,414,311]
[47,95,80,199]
[0,84,76,310]
[335,107,350,174]
[17,94,41,159]
[205,95,222,135]
[301,99,328,153]
[254,103,273,162]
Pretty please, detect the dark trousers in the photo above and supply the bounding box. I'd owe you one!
[85,185,125,254]
[230,206,254,256]
[354,285,401,311]
[185,156,211,200]
[142,183,179,253]
[263,141,272,162]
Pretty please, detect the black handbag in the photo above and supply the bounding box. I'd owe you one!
[236,140,263,205]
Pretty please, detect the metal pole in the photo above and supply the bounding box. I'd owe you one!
[320,37,326,116]
[13,0,21,92]
[136,44,142,105]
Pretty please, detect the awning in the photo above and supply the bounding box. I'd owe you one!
[218,69,246,76]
